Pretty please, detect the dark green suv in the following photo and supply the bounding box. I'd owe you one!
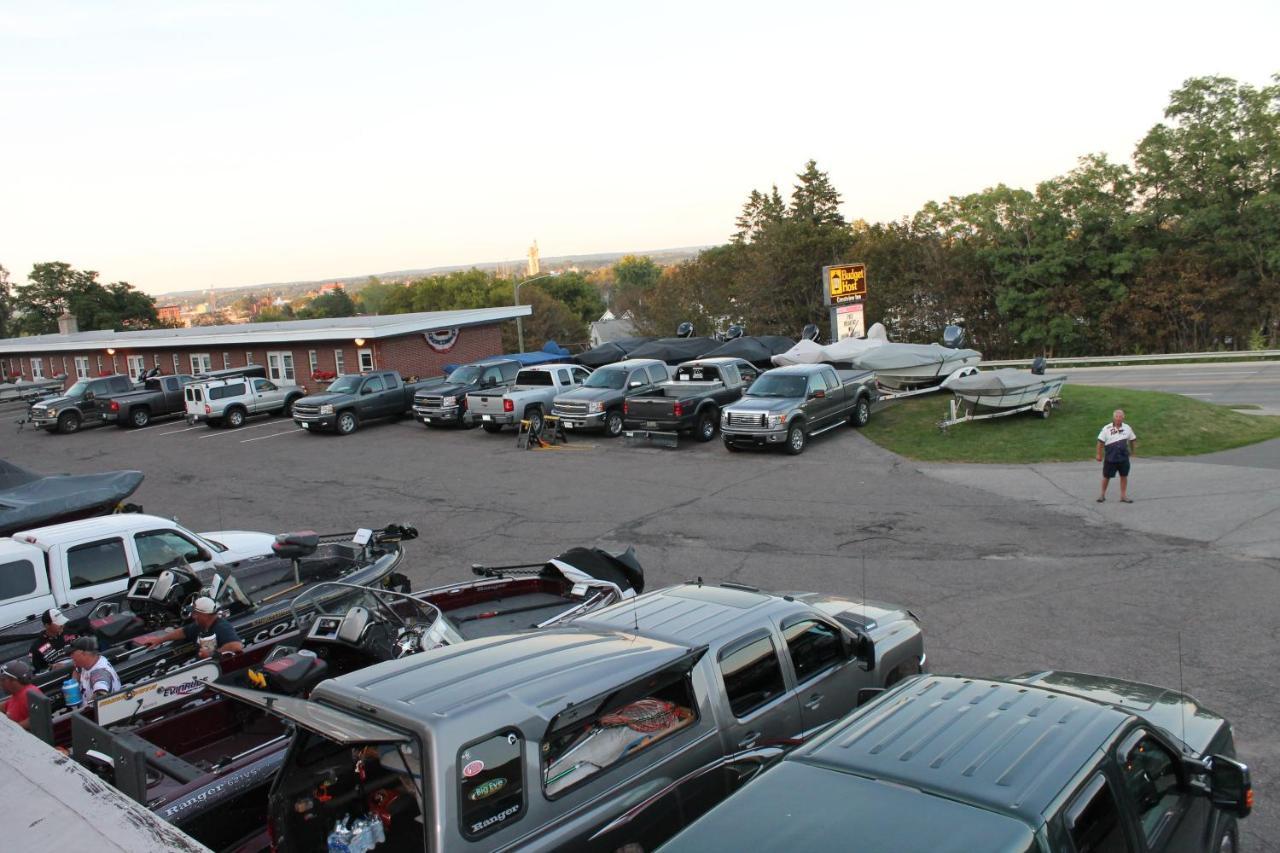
[660,671,1251,852]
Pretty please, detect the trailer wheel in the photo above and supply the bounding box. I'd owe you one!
[1039,405,1052,420]
[786,423,806,455]
[695,409,717,442]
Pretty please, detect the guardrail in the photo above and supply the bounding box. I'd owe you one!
[981,350,1280,368]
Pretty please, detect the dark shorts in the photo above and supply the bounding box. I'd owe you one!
[1103,459,1131,479]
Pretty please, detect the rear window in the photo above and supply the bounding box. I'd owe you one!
[459,730,525,840]
[109,376,132,393]
[515,370,553,386]
[676,365,719,382]
[719,634,785,718]
[647,365,669,384]
[0,558,38,599]
[209,382,246,400]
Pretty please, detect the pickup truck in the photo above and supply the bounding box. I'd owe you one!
[27,374,135,434]
[0,514,277,663]
[720,364,877,455]
[467,363,592,435]
[224,580,924,852]
[100,374,194,428]
[185,368,302,428]
[412,357,521,428]
[623,357,756,443]
[292,371,431,435]
[550,357,671,437]
[662,671,1252,853]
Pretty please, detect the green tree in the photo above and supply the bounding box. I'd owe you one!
[535,272,605,326]
[612,255,662,319]
[789,159,845,227]
[354,277,401,315]
[16,262,159,334]
[252,305,294,323]
[0,264,12,338]
[733,185,786,243]
[299,287,356,319]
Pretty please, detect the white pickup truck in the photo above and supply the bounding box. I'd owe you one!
[465,364,592,434]
[0,514,277,632]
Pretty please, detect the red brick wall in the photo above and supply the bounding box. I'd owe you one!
[375,326,504,381]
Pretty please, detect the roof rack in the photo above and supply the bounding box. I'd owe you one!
[193,365,269,382]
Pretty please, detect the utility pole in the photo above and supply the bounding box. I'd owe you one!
[514,273,554,354]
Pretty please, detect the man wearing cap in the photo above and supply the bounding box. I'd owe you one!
[1,660,44,730]
[134,596,243,658]
[69,637,122,708]
[29,608,80,672]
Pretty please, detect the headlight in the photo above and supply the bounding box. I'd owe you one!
[588,401,604,413]
[45,408,57,417]
[442,396,457,407]
[766,414,784,428]
[319,404,334,415]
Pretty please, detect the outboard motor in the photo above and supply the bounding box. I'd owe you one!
[676,321,695,338]
[941,325,966,349]
[273,531,320,585]
[724,324,745,340]
[801,323,821,342]
[1031,356,1047,375]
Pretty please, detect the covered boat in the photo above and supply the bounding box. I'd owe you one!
[771,323,889,366]
[850,343,983,389]
[0,461,144,536]
[627,336,721,365]
[0,377,63,403]
[946,368,1068,410]
[576,336,655,368]
[703,335,797,366]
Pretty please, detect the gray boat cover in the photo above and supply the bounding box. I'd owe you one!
[850,343,982,371]
[771,323,889,365]
[0,461,144,536]
[947,369,1067,393]
[703,335,797,366]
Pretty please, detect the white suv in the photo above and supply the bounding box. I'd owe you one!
[185,372,305,428]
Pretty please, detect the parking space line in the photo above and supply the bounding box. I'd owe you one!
[198,421,285,439]
[240,428,304,443]
[157,425,205,435]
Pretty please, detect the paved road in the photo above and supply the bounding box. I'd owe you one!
[1062,360,1280,412]
[3,411,1278,848]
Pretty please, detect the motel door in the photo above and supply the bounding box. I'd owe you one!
[266,351,297,385]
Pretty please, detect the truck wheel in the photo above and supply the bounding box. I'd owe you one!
[526,407,545,436]
[481,423,503,434]
[225,406,246,428]
[786,423,806,455]
[850,397,871,428]
[695,409,717,442]
[57,411,82,434]
[336,411,359,435]
[282,395,301,417]
[604,409,624,437]
[129,407,151,428]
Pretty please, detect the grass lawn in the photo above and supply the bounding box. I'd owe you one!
[860,384,1280,463]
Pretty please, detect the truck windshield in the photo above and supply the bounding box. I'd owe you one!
[326,376,362,394]
[65,380,91,396]
[747,375,807,398]
[583,368,626,390]
[447,366,482,384]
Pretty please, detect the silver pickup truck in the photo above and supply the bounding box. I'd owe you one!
[466,364,591,434]
[720,364,877,455]
[233,581,925,852]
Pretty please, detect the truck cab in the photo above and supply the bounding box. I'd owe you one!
[720,364,876,455]
[551,358,671,437]
[292,371,429,435]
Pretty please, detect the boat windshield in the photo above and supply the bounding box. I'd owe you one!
[747,375,807,398]
[289,582,441,631]
[447,366,482,384]
[584,368,626,390]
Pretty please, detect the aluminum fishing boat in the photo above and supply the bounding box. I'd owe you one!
[946,368,1067,409]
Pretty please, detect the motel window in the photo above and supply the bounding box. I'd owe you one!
[223,352,232,370]
[246,351,254,367]
[190,353,213,375]
[308,350,318,375]
[127,355,146,380]
[61,356,68,377]
[154,353,161,367]
[334,349,346,375]
[31,358,44,379]
[75,357,90,379]
[358,348,374,372]
[172,354,180,373]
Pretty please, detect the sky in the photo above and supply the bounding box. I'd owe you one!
[1,1,1277,296]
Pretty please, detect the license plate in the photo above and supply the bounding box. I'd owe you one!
[482,414,492,422]
[563,421,574,429]
[300,422,309,430]
[646,421,658,429]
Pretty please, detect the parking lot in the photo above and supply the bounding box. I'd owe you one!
[4,399,1279,848]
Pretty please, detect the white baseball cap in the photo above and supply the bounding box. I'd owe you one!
[192,596,217,615]
[43,608,68,627]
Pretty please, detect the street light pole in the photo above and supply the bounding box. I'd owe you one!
[514,273,554,354]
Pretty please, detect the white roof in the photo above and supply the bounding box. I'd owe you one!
[0,305,532,354]
[11,513,185,548]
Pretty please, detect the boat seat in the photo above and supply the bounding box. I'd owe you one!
[272,531,320,560]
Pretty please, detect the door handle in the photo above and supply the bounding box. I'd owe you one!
[804,694,824,711]
[75,597,93,605]
[738,731,761,749]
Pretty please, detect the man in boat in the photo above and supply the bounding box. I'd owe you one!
[133,596,244,658]
[69,637,122,708]
[28,608,79,672]
[1096,409,1137,503]
[1,659,43,730]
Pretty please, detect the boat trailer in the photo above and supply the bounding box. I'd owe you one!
[873,365,981,403]
[937,388,1062,432]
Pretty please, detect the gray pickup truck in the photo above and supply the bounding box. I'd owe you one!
[28,374,135,434]
[467,364,592,434]
[720,364,876,455]
[292,371,430,435]
[623,357,756,444]
[663,671,1252,853]
[101,374,193,428]
[235,581,924,852]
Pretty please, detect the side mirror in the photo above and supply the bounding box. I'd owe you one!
[360,386,374,395]
[809,389,826,399]
[197,549,212,563]
[629,380,644,388]
[1205,755,1253,817]
[83,391,94,401]
[844,629,875,668]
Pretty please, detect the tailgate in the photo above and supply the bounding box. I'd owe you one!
[468,393,508,415]
[626,397,676,420]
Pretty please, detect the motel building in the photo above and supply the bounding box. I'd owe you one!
[0,306,531,391]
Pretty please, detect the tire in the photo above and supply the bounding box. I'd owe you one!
[336,410,358,435]
[850,396,871,428]
[1039,406,1051,420]
[481,423,503,434]
[604,409,624,438]
[129,407,151,428]
[785,422,806,455]
[695,409,718,442]
[281,396,301,418]
[225,406,247,428]
[57,411,81,434]
[525,407,545,436]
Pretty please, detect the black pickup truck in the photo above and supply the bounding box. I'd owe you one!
[412,358,520,428]
[292,371,432,435]
[101,374,193,428]
[623,357,756,444]
[27,374,136,434]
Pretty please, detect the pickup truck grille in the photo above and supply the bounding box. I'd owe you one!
[554,401,589,417]
[291,404,320,417]
[416,395,444,408]
[727,412,767,428]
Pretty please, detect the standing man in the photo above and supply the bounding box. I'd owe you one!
[133,596,243,658]
[1,660,43,730]
[1096,408,1137,503]
[69,637,122,708]
[29,608,79,672]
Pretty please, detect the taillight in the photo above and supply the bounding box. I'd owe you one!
[109,400,119,412]
[623,402,629,415]
[205,404,212,414]
[503,399,514,413]
[672,402,683,417]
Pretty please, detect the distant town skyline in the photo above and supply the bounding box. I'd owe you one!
[2,1,1276,295]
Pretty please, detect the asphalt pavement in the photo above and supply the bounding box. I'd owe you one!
[1060,359,1280,413]
[2,404,1278,848]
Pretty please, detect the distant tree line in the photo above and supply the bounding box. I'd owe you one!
[619,74,1280,358]
[0,262,164,336]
